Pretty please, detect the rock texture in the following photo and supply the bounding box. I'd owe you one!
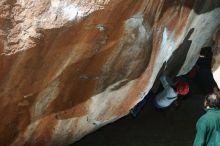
[0,0,220,146]
[213,26,220,87]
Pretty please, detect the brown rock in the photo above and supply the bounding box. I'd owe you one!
[0,0,220,146]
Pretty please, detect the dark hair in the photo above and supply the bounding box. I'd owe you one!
[205,93,220,108]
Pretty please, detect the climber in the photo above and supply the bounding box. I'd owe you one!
[130,74,189,117]
[153,74,189,109]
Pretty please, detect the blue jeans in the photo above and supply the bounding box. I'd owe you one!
[130,91,154,117]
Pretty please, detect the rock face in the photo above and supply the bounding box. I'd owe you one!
[0,0,220,146]
[213,27,220,87]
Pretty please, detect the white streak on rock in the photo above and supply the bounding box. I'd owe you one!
[49,116,98,146]
[88,79,133,120]
[31,80,60,122]
[63,5,83,21]
[213,65,220,88]
[10,120,40,146]
[160,27,175,62]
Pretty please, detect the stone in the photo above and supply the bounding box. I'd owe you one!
[213,27,220,88]
[0,0,220,146]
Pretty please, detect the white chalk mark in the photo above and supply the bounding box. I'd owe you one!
[63,5,83,21]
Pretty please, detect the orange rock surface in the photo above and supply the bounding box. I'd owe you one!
[0,0,220,146]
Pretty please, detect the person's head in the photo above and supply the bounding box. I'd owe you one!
[175,80,189,96]
[204,93,220,109]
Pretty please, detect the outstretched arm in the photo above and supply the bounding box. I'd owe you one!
[160,75,173,88]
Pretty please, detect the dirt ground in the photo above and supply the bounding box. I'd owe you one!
[71,83,206,146]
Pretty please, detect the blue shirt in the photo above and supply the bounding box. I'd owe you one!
[155,75,177,108]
